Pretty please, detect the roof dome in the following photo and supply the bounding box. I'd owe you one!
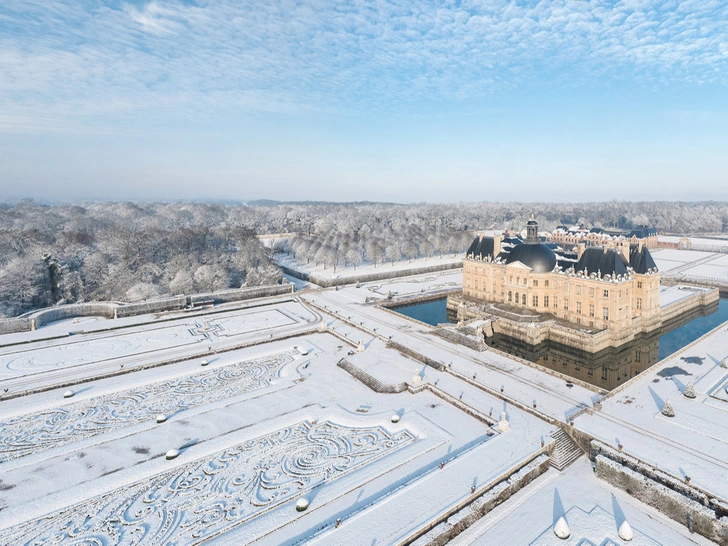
[505,242,556,273]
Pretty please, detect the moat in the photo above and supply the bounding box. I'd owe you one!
[393,297,728,390]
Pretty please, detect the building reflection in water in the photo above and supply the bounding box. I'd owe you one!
[483,301,719,391]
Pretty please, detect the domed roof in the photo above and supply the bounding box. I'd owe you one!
[505,242,556,273]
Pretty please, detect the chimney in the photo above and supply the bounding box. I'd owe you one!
[494,234,503,257]
[577,242,586,259]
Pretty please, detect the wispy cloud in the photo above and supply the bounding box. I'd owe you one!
[1,0,727,132]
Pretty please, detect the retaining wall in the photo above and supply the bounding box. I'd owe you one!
[660,286,720,323]
[0,284,292,334]
[407,454,551,546]
[595,454,728,545]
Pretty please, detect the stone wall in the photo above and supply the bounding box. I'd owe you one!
[189,283,293,305]
[662,276,728,297]
[336,358,407,393]
[386,340,446,371]
[0,284,291,335]
[595,454,728,545]
[0,317,31,335]
[115,297,187,318]
[660,286,720,323]
[407,454,551,546]
[432,327,487,352]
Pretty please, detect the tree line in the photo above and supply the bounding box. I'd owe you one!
[1,199,727,317]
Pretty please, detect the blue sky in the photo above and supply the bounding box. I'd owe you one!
[1,0,727,203]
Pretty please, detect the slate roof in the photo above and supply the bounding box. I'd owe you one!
[574,247,629,278]
[505,243,557,273]
[629,245,658,274]
[628,226,657,239]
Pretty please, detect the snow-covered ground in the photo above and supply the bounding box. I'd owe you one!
[276,253,461,281]
[367,269,462,298]
[659,235,728,253]
[452,457,714,545]
[1,267,725,545]
[652,248,728,286]
[575,320,728,501]
[0,300,319,392]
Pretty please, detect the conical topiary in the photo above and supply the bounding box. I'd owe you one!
[661,399,675,417]
[553,516,570,539]
[618,520,634,541]
[683,383,696,399]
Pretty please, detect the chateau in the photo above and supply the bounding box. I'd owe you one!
[461,216,661,341]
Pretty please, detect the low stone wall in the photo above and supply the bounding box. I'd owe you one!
[594,454,728,544]
[115,297,187,318]
[282,262,462,288]
[189,283,293,305]
[0,283,291,335]
[336,358,407,393]
[0,317,31,335]
[386,340,446,371]
[432,328,487,352]
[32,302,118,328]
[662,276,728,297]
[407,454,551,546]
[660,286,720,323]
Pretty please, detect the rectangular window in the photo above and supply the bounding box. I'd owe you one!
[636,298,642,310]
[635,350,641,363]
[589,287,594,296]
[516,277,520,285]
[510,276,513,283]
[564,300,569,311]
[532,295,538,307]
[588,368,593,376]
[544,280,549,287]
[589,304,595,317]
[603,289,609,298]
[577,302,582,314]
[553,296,558,308]
[637,281,643,289]
[533,280,538,287]
[553,281,558,289]
[602,367,607,380]
[576,285,582,295]
[603,307,609,320]
[544,295,549,307]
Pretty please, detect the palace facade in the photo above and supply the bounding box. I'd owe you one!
[549,224,658,249]
[462,217,661,340]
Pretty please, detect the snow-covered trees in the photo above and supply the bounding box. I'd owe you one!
[0,201,282,317]
[2,198,728,317]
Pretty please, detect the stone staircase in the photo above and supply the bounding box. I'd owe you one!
[549,429,583,471]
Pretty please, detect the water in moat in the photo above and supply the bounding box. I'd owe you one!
[392,297,728,390]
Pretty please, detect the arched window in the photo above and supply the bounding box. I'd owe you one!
[522,294,527,306]
[514,292,518,304]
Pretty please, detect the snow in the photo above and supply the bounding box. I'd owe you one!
[658,285,709,308]
[575,320,728,501]
[275,253,461,281]
[451,458,715,545]
[1,268,725,545]
[651,248,728,285]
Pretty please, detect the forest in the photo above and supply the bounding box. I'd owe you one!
[1,199,727,317]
